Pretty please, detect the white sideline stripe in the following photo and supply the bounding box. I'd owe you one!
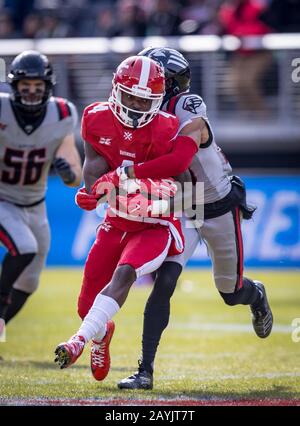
[139,57,151,88]
[163,372,300,381]
[172,322,293,333]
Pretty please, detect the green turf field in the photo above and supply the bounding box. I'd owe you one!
[0,268,299,405]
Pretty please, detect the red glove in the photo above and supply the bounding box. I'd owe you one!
[91,170,140,196]
[91,170,120,196]
[91,172,177,205]
[138,178,177,200]
[75,187,99,211]
[113,193,170,218]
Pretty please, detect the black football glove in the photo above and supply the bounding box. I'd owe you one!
[53,157,76,184]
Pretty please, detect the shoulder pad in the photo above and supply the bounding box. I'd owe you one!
[54,97,73,120]
[84,102,109,116]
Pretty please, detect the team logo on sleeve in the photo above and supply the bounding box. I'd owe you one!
[182,96,203,114]
[99,137,112,146]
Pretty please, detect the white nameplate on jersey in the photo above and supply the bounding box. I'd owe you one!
[99,137,112,146]
[120,150,136,158]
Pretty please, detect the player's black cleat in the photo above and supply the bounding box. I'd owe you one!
[118,361,153,390]
[250,281,273,338]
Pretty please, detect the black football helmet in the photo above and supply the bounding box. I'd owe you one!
[138,47,191,102]
[7,50,56,113]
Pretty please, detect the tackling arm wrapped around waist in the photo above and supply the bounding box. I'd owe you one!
[133,135,198,179]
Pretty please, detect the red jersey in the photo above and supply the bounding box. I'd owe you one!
[82,102,179,170]
[82,102,182,240]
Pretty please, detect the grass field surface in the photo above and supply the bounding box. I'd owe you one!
[0,268,299,406]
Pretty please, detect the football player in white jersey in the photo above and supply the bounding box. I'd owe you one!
[0,51,82,327]
[118,47,273,390]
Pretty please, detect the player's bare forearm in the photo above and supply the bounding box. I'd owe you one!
[179,117,208,146]
[83,161,101,192]
[55,133,83,187]
[83,142,110,192]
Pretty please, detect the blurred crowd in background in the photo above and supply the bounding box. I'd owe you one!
[0,0,299,149]
[0,0,299,39]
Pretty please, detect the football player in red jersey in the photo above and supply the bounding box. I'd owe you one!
[118,47,273,390]
[54,56,199,381]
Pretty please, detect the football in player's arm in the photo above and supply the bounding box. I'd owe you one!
[116,47,274,391]
[54,55,198,381]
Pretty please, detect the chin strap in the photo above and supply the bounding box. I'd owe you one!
[133,117,138,128]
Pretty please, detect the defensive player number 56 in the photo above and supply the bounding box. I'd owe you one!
[1,147,46,185]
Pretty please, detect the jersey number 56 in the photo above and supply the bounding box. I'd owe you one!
[1,147,46,185]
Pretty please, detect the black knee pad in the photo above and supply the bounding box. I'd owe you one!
[153,262,182,299]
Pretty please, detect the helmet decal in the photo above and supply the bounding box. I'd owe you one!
[138,47,191,102]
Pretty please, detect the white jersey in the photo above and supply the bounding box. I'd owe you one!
[0,94,77,205]
[163,93,232,204]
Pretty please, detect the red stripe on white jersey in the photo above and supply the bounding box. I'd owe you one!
[0,227,18,256]
[234,207,244,290]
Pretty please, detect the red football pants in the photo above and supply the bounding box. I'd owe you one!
[78,221,171,319]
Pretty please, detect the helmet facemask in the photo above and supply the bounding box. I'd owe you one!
[11,79,50,113]
[110,81,164,129]
[8,50,56,114]
[11,79,53,114]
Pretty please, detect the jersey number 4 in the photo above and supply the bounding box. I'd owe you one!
[1,148,46,185]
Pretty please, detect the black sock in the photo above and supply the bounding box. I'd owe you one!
[5,289,31,323]
[241,277,262,306]
[0,253,35,318]
[141,262,182,374]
